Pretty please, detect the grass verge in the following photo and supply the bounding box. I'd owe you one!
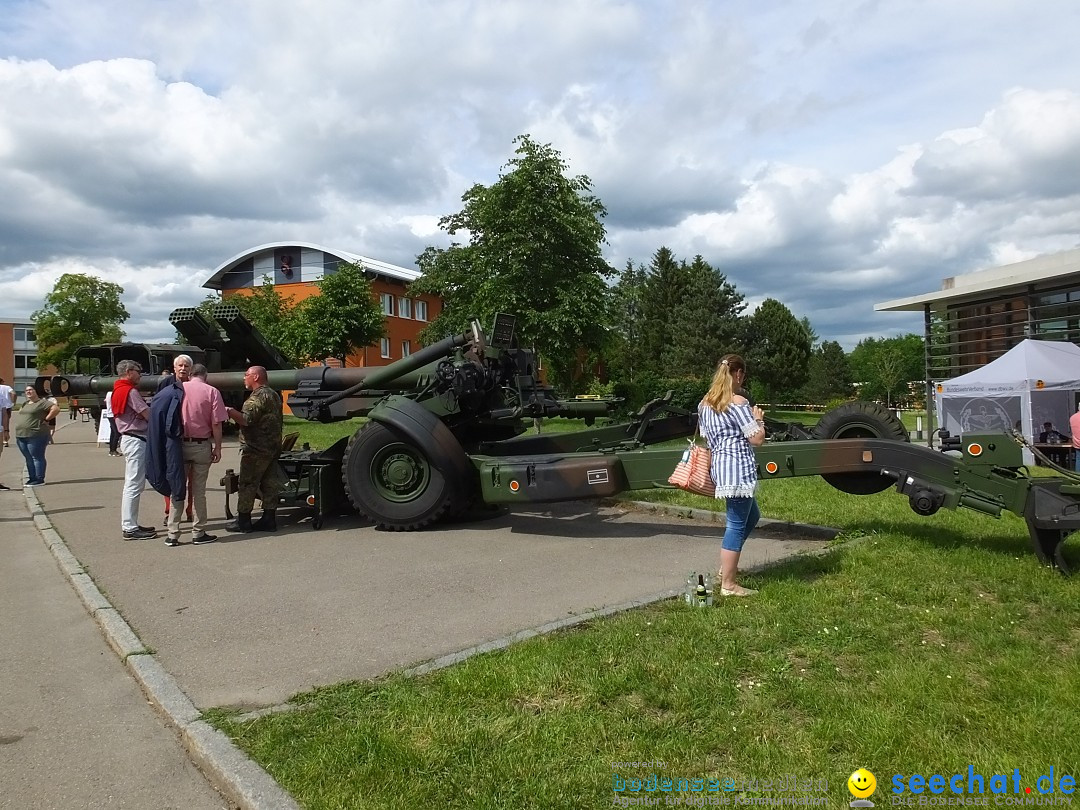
[207,473,1080,809]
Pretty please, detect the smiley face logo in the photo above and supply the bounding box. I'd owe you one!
[848,769,877,799]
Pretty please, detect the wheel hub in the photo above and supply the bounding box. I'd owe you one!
[378,450,425,497]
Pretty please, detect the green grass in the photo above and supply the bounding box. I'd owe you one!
[207,472,1080,810]
[282,415,366,450]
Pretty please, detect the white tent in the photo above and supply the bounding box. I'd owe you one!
[936,339,1080,461]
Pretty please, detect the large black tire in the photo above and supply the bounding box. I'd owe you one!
[811,401,908,495]
[342,422,456,530]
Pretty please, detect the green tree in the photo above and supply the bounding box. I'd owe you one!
[799,340,854,403]
[292,262,385,366]
[668,256,746,377]
[412,134,615,389]
[849,334,925,406]
[637,247,692,376]
[743,298,812,401]
[606,260,648,382]
[33,273,129,370]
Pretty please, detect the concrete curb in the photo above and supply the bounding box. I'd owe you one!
[23,482,301,810]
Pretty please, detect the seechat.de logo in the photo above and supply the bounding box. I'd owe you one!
[849,768,878,807]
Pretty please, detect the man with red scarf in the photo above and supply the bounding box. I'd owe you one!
[113,360,157,540]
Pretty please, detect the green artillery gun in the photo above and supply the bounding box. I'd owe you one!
[40,313,1080,573]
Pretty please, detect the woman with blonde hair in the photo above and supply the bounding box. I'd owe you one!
[698,354,766,596]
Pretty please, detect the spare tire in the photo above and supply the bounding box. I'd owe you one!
[811,401,908,494]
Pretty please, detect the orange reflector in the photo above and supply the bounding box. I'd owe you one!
[862,451,873,462]
[967,443,983,457]
[306,495,316,506]
[509,480,520,492]
[764,461,778,474]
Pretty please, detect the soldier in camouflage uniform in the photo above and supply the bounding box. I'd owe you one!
[224,366,284,533]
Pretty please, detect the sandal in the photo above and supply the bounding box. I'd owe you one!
[720,586,758,597]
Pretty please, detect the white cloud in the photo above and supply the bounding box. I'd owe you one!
[0,0,1079,349]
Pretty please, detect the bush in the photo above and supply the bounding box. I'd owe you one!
[608,373,710,415]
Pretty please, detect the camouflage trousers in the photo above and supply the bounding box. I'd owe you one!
[236,448,285,514]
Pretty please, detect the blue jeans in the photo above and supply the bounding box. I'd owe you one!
[722,497,760,552]
[16,434,49,484]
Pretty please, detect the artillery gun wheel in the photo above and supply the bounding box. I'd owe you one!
[811,401,908,495]
[343,422,455,530]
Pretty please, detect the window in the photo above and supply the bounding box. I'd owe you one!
[14,355,36,369]
[13,328,35,342]
[397,296,411,319]
[414,300,428,321]
[380,338,391,358]
[401,340,411,357]
[381,293,394,316]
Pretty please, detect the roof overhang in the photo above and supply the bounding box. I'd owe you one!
[875,248,1080,312]
[203,241,421,290]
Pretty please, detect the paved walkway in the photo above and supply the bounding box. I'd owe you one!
[1,418,835,809]
[0,444,228,809]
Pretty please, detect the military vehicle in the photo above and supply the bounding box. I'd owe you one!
[62,302,292,422]
[40,313,1080,573]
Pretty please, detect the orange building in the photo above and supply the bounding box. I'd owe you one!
[0,317,46,392]
[203,242,442,367]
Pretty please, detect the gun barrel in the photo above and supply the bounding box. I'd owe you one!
[42,329,473,401]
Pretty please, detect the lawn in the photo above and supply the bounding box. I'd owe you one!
[207,432,1080,809]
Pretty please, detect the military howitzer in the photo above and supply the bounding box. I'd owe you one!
[39,313,1080,573]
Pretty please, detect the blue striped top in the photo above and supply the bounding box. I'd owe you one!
[697,400,761,498]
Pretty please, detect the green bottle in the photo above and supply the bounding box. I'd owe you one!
[695,574,708,607]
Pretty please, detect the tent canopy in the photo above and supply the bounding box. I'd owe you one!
[938,339,1080,395]
[936,340,1080,454]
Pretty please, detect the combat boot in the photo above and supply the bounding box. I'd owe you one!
[226,512,254,533]
[251,509,277,532]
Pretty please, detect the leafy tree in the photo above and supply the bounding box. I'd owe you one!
[799,340,854,403]
[637,247,692,376]
[849,334,925,406]
[605,260,648,382]
[668,256,746,377]
[292,262,385,366]
[412,134,615,389]
[33,273,129,370]
[743,298,812,401]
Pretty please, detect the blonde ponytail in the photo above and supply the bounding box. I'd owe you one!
[702,354,746,412]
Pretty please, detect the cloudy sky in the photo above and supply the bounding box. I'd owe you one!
[2,0,1079,348]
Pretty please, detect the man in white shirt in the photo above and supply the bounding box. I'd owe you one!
[0,377,13,447]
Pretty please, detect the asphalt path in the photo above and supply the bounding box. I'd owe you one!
[23,419,826,712]
[0,431,228,809]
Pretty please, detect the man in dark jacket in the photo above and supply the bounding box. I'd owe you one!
[147,374,186,546]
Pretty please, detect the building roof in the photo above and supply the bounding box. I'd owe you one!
[875,248,1080,312]
[203,241,422,290]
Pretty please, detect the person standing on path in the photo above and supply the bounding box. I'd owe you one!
[113,360,157,541]
[225,366,284,533]
[0,403,10,489]
[14,385,59,486]
[166,357,225,545]
[0,376,15,448]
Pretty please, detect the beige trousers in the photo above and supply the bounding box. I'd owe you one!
[167,440,212,538]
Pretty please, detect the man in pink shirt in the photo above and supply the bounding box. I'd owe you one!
[167,356,226,545]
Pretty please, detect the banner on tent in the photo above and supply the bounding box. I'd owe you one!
[939,396,1021,435]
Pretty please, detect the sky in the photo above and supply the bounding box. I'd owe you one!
[1,0,1079,349]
